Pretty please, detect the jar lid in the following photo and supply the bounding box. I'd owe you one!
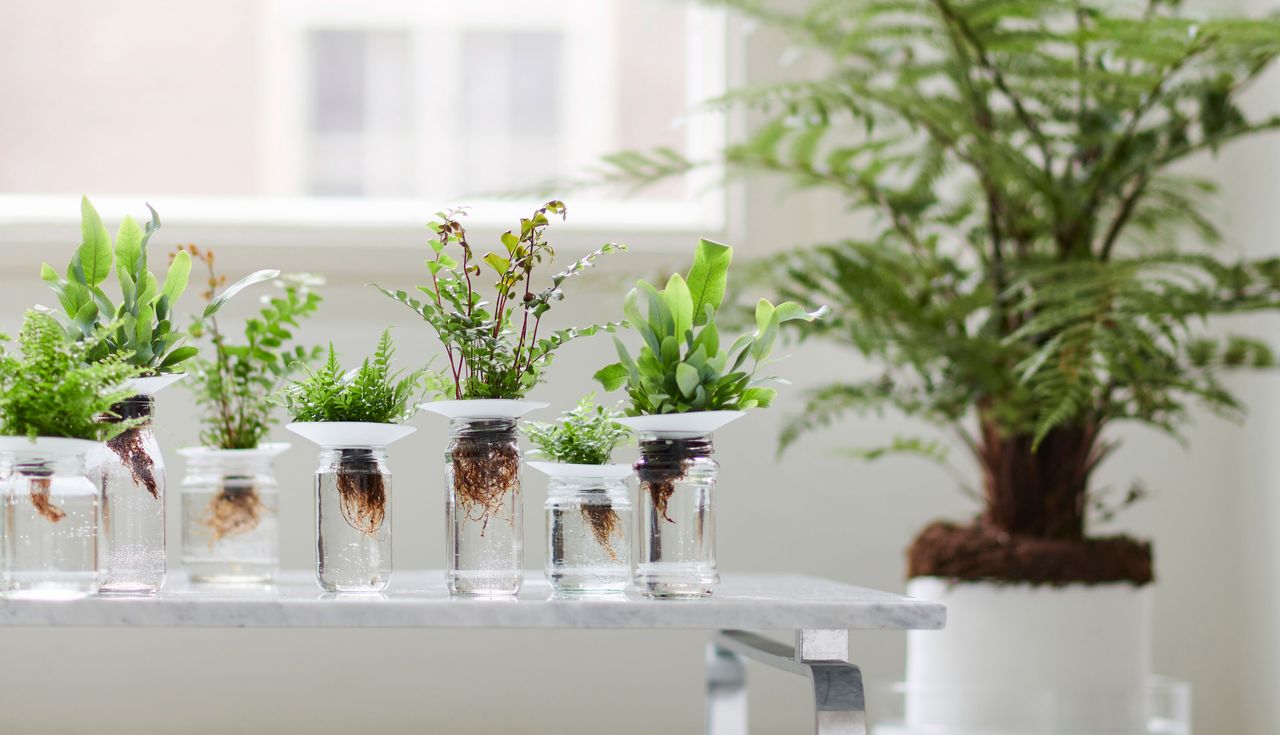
[527,461,633,480]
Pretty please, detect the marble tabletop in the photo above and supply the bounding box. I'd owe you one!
[0,571,945,631]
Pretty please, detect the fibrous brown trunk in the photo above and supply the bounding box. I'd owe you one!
[908,406,1153,586]
[978,413,1103,540]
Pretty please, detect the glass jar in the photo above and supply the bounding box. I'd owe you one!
[634,434,719,598]
[3,439,101,599]
[446,418,523,596]
[541,465,632,594]
[92,395,166,595]
[179,444,286,584]
[316,446,392,593]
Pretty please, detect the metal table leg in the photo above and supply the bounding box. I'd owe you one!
[706,629,866,735]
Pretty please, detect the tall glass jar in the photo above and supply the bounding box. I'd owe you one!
[288,422,413,594]
[446,418,523,596]
[315,446,393,593]
[92,394,166,594]
[1,438,101,599]
[532,462,633,594]
[633,434,720,598]
[179,444,287,584]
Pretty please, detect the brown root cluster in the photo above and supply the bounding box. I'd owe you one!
[582,505,622,561]
[635,437,710,524]
[202,480,264,543]
[336,450,386,536]
[28,476,65,523]
[907,521,1155,586]
[451,435,520,535]
[107,429,159,500]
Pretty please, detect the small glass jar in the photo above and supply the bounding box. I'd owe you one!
[634,434,719,598]
[446,418,523,596]
[316,446,392,593]
[179,444,287,584]
[92,395,166,595]
[2,439,101,599]
[537,464,633,594]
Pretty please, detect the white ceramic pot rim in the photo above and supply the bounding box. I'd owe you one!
[616,410,745,437]
[286,422,416,449]
[126,373,186,396]
[420,399,550,420]
[526,461,633,480]
[177,442,291,460]
[0,435,102,457]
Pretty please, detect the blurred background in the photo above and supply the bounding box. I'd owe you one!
[0,1,1276,733]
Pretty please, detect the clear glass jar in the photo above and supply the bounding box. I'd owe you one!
[92,395,166,595]
[634,434,719,598]
[0,449,10,593]
[543,468,632,594]
[4,443,100,599]
[446,418,522,596]
[316,446,392,593]
[179,445,286,584]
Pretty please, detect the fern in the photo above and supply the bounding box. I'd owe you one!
[0,311,140,441]
[570,0,1280,534]
[280,330,445,424]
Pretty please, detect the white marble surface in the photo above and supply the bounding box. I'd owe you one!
[0,571,945,631]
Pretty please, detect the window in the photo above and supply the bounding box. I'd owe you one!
[0,0,728,240]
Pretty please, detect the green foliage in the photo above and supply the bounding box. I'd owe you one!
[183,246,325,449]
[522,394,632,465]
[378,201,626,399]
[0,311,140,441]
[280,330,443,424]
[40,196,274,376]
[585,1,1280,466]
[595,239,826,414]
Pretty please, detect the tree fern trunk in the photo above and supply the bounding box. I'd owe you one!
[978,410,1100,540]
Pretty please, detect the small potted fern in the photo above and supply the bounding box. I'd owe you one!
[379,201,624,596]
[39,196,275,595]
[0,311,140,599]
[179,247,324,584]
[283,330,433,593]
[523,395,633,594]
[595,239,825,597]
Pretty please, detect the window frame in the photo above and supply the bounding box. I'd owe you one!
[0,0,730,253]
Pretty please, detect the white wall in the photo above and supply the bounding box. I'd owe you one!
[0,6,1277,735]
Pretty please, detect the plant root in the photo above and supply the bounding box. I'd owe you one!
[336,450,386,536]
[636,437,711,524]
[107,429,159,499]
[28,477,65,523]
[582,504,621,561]
[203,480,264,543]
[451,435,520,536]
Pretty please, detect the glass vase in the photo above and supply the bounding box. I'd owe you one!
[2,438,101,599]
[446,418,523,596]
[93,395,167,595]
[179,444,286,584]
[634,434,719,598]
[316,446,392,593]
[537,464,633,594]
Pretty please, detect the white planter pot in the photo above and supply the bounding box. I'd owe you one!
[904,577,1152,734]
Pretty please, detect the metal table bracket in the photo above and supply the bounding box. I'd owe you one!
[707,629,865,735]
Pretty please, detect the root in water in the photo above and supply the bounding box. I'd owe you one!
[582,504,621,561]
[336,450,386,536]
[451,435,520,536]
[202,479,264,544]
[107,429,159,499]
[28,476,65,523]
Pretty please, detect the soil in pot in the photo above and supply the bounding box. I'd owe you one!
[907,521,1154,585]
